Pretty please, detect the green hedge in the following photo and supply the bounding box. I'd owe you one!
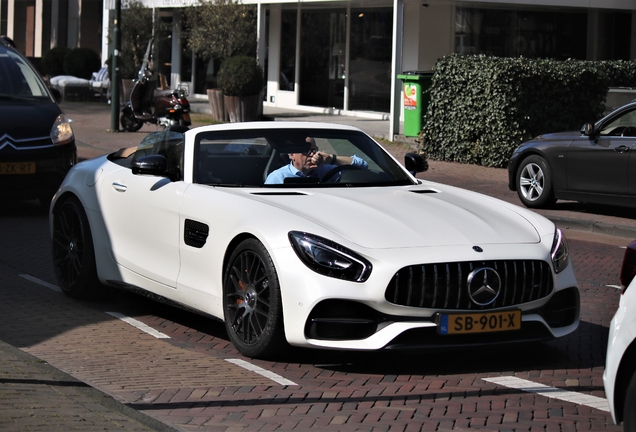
[420,54,636,168]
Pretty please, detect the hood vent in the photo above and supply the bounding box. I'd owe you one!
[251,191,307,196]
[410,189,439,194]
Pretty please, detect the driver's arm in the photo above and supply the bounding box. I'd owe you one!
[312,151,368,169]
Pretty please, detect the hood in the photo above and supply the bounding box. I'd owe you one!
[252,184,543,249]
[0,99,60,142]
[533,130,580,141]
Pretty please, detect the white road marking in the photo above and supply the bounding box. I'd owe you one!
[606,284,622,290]
[226,358,297,386]
[483,376,609,412]
[19,274,62,292]
[19,274,322,387]
[106,312,171,339]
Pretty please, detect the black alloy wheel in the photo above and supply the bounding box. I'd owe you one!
[51,197,98,299]
[624,371,636,432]
[223,239,286,358]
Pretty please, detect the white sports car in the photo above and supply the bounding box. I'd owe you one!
[50,122,580,358]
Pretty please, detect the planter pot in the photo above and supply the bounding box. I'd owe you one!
[207,88,227,122]
[224,93,261,123]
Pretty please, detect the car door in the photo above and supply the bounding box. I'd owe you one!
[99,167,188,287]
[566,110,636,196]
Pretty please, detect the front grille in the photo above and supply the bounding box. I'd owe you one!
[0,135,52,151]
[385,260,554,310]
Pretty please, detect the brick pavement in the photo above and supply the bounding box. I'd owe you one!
[0,100,634,431]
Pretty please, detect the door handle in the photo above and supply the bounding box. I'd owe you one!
[112,182,127,192]
[615,145,630,153]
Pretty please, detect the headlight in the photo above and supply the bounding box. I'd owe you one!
[50,114,74,145]
[289,231,372,282]
[551,228,569,274]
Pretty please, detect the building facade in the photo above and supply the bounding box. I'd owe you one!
[5,0,636,134]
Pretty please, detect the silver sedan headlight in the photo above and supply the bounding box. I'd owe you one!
[289,231,372,282]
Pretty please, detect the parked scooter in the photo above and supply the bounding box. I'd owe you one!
[120,39,191,132]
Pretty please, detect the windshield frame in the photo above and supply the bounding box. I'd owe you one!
[193,127,417,188]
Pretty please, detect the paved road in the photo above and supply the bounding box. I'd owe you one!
[0,100,634,431]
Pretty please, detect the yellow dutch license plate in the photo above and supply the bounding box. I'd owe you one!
[0,162,36,175]
[438,310,521,335]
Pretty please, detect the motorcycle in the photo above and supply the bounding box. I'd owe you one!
[120,39,191,132]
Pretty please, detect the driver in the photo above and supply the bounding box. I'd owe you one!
[265,137,368,184]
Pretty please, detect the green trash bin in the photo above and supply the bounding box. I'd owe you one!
[397,71,433,137]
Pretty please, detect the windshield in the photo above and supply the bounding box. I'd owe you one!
[0,46,50,99]
[194,128,415,187]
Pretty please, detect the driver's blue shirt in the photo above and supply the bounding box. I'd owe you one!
[265,155,368,184]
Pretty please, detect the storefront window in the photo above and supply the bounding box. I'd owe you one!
[349,8,392,112]
[299,9,346,109]
[455,8,587,60]
[279,9,296,91]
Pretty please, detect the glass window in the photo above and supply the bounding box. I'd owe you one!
[600,109,636,137]
[0,47,48,97]
[279,9,297,91]
[455,8,587,60]
[299,9,346,109]
[193,128,414,187]
[349,8,392,112]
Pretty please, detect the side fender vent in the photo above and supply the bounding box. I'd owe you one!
[410,189,439,194]
[184,219,209,248]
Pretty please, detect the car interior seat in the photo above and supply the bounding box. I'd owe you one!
[263,149,290,182]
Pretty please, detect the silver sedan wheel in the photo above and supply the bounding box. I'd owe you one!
[519,162,544,202]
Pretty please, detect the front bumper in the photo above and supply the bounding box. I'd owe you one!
[0,142,77,201]
[274,243,580,351]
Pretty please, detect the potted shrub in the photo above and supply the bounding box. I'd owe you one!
[217,56,263,122]
[63,48,101,79]
[183,0,257,121]
[42,47,71,79]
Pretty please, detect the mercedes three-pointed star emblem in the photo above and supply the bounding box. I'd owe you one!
[467,267,501,306]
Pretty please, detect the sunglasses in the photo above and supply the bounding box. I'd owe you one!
[301,147,318,156]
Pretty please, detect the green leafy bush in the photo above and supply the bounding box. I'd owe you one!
[217,56,263,96]
[63,47,101,79]
[420,54,615,168]
[42,47,71,77]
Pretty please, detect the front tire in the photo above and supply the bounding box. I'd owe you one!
[51,197,99,299]
[624,371,636,432]
[120,110,144,132]
[516,155,556,208]
[223,239,286,358]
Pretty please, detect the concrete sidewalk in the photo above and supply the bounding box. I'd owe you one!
[0,326,176,431]
[1,99,635,431]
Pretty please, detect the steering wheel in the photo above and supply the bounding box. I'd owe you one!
[320,164,362,183]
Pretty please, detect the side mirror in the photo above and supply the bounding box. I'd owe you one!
[581,123,595,136]
[132,154,168,177]
[404,153,428,175]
